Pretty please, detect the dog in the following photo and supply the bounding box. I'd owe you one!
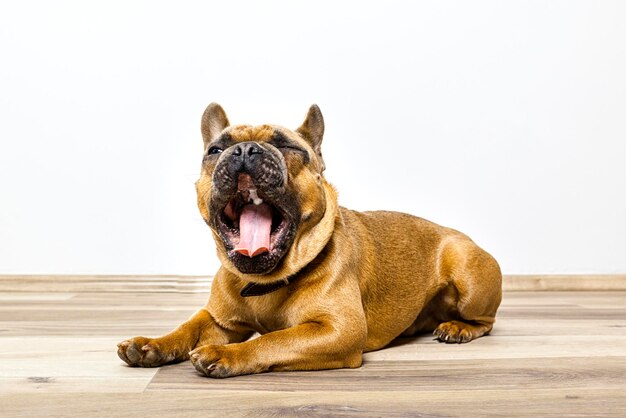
[117,103,502,378]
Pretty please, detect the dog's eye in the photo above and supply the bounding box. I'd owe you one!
[276,145,298,152]
[207,146,223,155]
[277,145,308,158]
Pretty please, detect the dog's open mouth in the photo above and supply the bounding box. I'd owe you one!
[216,174,292,259]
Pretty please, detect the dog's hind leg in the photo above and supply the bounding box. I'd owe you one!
[433,239,502,343]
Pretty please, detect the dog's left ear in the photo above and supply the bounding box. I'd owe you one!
[201,103,230,148]
[296,104,325,171]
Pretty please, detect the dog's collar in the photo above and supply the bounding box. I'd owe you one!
[240,277,295,297]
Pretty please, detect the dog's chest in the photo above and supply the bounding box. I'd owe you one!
[240,293,298,334]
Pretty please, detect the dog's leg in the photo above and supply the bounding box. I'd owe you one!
[434,244,502,344]
[189,319,366,378]
[117,308,246,367]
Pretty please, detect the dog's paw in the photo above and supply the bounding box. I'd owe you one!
[189,345,251,378]
[117,336,175,367]
[433,321,474,343]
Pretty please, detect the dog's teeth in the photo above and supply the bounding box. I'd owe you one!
[249,189,263,205]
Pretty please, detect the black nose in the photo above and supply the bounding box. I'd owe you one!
[233,142,264,158]
[230,142,264,173]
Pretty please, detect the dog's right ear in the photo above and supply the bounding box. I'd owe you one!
[201,103,230,148]
[296,104,326,172]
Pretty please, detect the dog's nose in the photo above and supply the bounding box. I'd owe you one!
[231,142,264,173]
[233,142,264,158]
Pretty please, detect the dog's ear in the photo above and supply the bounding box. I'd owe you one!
[296,104,325,170]
[201,103,230,148]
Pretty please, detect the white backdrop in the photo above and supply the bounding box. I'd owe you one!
[1,1,625,275]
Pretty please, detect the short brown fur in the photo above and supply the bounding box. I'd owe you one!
[118,104,502,378]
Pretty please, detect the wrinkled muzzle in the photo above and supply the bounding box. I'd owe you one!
[209,142,298,275]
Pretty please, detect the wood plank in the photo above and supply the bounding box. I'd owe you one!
[0,377,151,394]
[0,275,212,293]
[148,357,626,392]
[0,292,77,301]
[366,334,626,361]
[2,274,626,292]
[2,388,625,417]
[504,274,626,291]
[0,336,157,379]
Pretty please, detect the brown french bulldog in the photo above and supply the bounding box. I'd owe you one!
[117,103,502,378]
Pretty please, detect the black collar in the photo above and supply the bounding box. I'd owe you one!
[240,276,295,297]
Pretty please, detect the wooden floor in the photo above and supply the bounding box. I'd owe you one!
[1,277,625,417]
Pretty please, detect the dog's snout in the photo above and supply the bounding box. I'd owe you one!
[214,140,284,193]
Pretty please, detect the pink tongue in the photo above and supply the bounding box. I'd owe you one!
[234,203,272,257]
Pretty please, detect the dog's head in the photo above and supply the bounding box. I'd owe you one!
[196,103,338,282]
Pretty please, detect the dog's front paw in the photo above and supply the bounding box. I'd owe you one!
[117,336,176,367]
[189,345,253,378]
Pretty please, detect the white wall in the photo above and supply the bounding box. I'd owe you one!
[1,1,625,275]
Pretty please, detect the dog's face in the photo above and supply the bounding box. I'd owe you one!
[196,103,333,280]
